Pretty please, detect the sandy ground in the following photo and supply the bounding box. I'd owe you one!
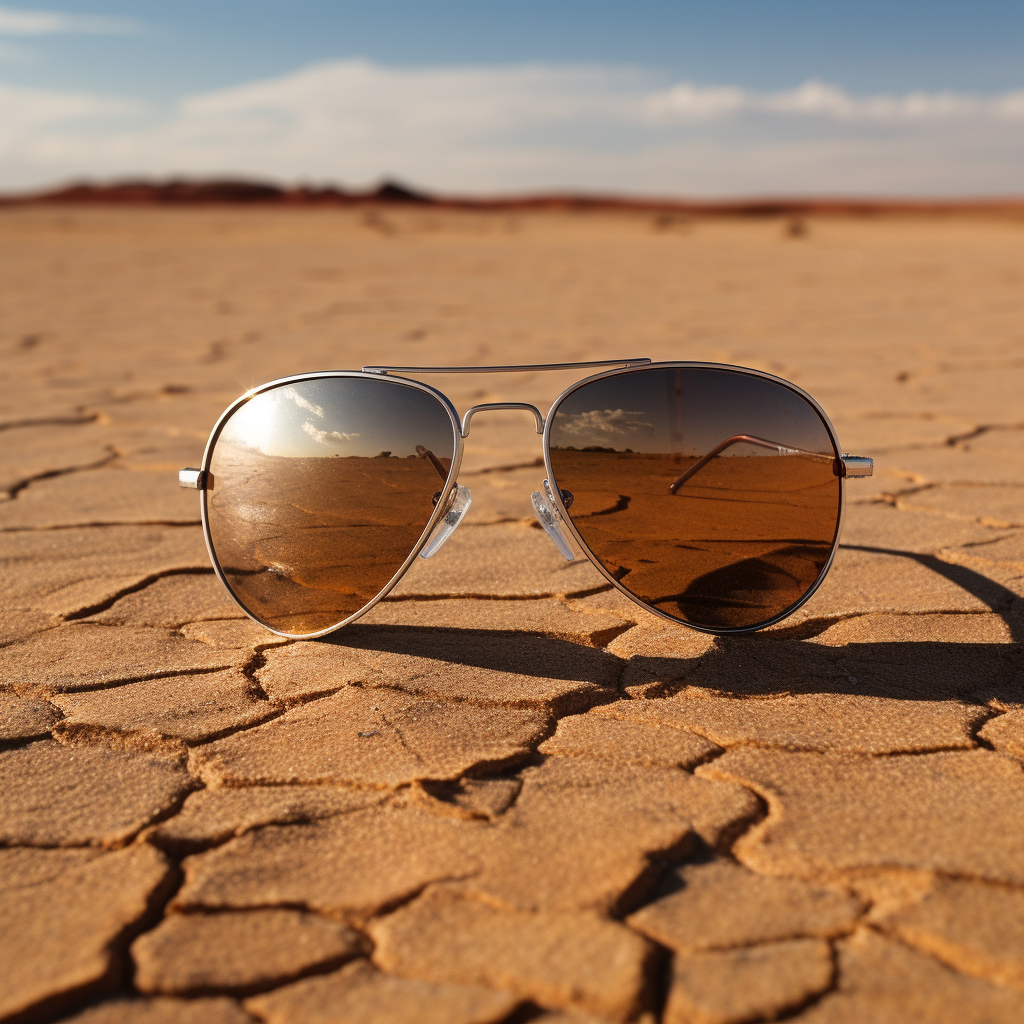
[1,205,1023,1023]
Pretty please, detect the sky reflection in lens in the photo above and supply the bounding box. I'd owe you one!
[551,367,835,458]
[220,377,455,459]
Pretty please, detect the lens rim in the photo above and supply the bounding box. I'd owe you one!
[198,371,463,639]
[542,361,846,635]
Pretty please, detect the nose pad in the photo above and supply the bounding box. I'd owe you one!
[531,479,576,561]
[420,485,472,558]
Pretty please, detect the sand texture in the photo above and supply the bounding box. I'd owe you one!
[2,205,1023,1022]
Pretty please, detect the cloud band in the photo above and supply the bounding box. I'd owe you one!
[1,59,1021,194]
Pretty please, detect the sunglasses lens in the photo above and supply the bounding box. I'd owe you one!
[547,367,841,631]
[206,377,456,635]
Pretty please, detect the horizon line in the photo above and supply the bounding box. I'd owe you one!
[3,177,1024,217]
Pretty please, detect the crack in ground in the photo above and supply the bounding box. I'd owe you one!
[76,850,187,1018]
[20,663,239,697]
[2,519,203,533]
[896,359,1024,382]
[45,660,1003,1021]
[872,484,937,504]
[861,420,1024,455]
[954,530,1023,549]
[761,613,863,641]
[564,582,616,600]
[970,707,1006,752]
[0,620,63,652]
[350,677,613,719]
[944,423,1024,446]
[4,451,120,500]
[57,717,278,758]
[0,414,101,432]
[770,943,842,1022]
[62,567,217,620]
[0,725,64,753]
[16,563,1022,1019]
[235,641,295,702]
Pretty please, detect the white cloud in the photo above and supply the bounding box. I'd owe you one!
[1,59,1023,194]
[301,422,329,443]
[557,409,654,439]
[644,79,1024,123]
[301,421,359,444]
[282,386,324,418]
[0,5,136,35]
[0,80,137,158]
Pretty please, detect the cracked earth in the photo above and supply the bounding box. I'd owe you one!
[2,206,1023,1024]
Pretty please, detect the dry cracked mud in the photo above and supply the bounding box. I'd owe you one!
[1,206,1023,1023]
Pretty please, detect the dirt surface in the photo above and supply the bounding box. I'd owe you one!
[2,205,1023,1023]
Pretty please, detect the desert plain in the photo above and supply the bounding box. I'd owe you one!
[1,203,1023,1023]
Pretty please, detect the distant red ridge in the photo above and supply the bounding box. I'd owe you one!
[2,178,1023,217]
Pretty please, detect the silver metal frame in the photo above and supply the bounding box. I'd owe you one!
[461,403,545,437]
[541,361,849,636]
[185,359,869,639]
[363,358,651,375]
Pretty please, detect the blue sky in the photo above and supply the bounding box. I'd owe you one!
[1,2,1022,195]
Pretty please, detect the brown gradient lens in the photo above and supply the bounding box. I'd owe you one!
[205,376,456,635]
[547,367,841,631]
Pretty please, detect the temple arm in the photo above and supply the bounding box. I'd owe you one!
[416,445,451,482]
[669,435,872,494]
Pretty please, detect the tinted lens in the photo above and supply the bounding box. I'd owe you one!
[206,376,456,635]
[547,367,841,631]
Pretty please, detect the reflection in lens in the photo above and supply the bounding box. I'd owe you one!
[206,376,455,635]
[547,367,841,630]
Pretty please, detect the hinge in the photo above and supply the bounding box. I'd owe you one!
[840,456,873,478]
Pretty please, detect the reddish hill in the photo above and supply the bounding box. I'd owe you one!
[3,178,1022,217]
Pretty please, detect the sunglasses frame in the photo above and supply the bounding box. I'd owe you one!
[183,359,869,639]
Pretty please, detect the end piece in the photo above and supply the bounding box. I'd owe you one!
[840,456,873,478]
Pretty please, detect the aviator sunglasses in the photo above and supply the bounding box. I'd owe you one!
[179,360,873,638]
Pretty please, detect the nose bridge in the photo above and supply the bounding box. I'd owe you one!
[460,403,546,438]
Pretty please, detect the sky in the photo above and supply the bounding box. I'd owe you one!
[1,1,1022,196]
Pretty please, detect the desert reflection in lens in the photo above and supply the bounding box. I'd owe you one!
[548,367,841,630]
[206,377,455,635]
